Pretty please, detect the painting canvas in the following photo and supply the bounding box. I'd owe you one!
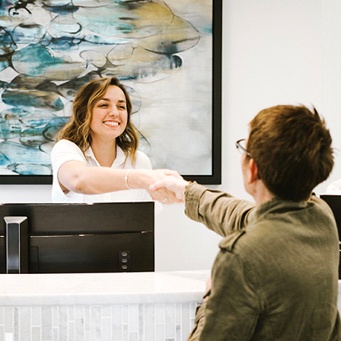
[0,0,222,184]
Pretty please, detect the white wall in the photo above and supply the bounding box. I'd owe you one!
[0,0,341,271]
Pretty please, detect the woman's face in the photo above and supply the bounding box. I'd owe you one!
[90,85,128,141]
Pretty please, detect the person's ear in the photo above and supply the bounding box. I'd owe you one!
[248,158,260,183]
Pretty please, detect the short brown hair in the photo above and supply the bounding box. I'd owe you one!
[247,105,334,201]
[56,76,139,163]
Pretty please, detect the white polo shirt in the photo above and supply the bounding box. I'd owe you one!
[326,179,341,195]
[51,139,153,203]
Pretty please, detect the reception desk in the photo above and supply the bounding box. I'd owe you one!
[1,270,341,341]
[0,270,210,341]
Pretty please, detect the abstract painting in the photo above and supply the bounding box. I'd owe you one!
[0,0,222,184]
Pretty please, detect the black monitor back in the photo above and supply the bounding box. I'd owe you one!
[320,194,341,278]
[0,201,154,274]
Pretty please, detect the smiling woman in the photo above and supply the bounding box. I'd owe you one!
[90,85,128,152]
[50,76,180,204]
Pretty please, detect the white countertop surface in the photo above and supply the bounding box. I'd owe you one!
[2,270,340,309]
[0,270,211,306]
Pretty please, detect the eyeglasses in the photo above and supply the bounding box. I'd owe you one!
[235,138,252,157]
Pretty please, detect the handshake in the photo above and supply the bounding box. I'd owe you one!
[142,169,190,204]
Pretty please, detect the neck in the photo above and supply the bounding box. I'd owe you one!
[251,181,275,206]
[90,138,116,167]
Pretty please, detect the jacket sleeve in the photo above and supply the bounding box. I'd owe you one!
[184,182,255,237]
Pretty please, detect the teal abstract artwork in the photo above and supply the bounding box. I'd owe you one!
[0,0,221,183]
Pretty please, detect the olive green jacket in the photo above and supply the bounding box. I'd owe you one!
[185,182,341,341]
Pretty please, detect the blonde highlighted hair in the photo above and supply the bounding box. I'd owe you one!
[56,76,139,163]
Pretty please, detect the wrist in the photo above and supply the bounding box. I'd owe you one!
[126,169,150,190]
[125,170,132,189]
[182,180,194,199]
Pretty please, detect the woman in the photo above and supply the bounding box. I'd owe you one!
[51,76,175,203]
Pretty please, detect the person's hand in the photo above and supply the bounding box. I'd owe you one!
[149,173,189,203]
[127,169,186,204]
[146,170,184,204]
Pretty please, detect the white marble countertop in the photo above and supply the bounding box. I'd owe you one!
[0,270,210,306]
[2,270,340,309]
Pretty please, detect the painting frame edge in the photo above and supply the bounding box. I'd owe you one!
[0,0,223,185]
[183,0,222,185]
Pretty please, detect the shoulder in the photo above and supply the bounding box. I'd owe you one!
[310,195,337,225]
[52,139,81,153]
[51,139,85,165]
[219,230,246,251]
[134,150,152,169]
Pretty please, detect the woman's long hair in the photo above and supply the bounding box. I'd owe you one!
[56,76,139,163]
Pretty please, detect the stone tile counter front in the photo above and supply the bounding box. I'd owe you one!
[0,270,210,341]
[1,270,341,341]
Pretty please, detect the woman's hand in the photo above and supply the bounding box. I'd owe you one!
[149,172,189,203]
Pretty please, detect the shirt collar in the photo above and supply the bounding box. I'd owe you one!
[84,145,126,167]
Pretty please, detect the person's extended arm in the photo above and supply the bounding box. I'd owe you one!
[58,161,181,202]
[185,182,255,236]
[150,178,255,236]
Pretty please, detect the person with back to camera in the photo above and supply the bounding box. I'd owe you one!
[150,104,341,340]
[51,76,179,203]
